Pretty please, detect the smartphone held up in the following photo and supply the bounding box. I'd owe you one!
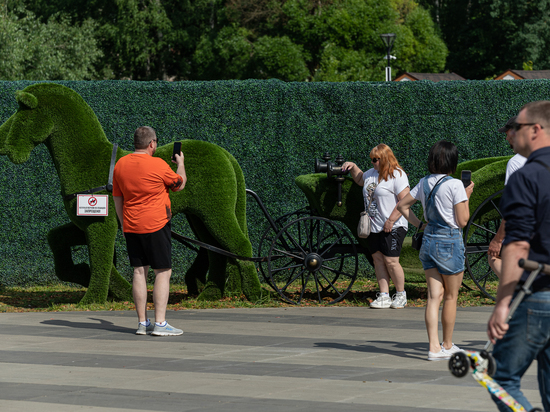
[461,170,471,188]
[172,141,181,162]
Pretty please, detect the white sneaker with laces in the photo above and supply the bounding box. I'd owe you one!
[428,348,451,361]
[390,293,407,309]
[370,293,391,309]
[441,343,462,354]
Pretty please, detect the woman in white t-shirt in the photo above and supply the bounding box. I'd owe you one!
[398,141,474,361]
[343,144,422,310]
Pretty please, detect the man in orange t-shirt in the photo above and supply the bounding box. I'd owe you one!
[113,126,186,336]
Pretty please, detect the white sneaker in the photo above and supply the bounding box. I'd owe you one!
[441,343,462,354]
[428,348,451,361]
[370,293,391,309]
[390,293,407,309]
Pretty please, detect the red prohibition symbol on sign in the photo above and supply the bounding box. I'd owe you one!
[88,196,98,206]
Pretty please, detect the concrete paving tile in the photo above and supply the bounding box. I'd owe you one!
[0,400,129,411]
[0,306,541,412]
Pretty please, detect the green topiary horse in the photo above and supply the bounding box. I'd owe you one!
[0,83,262,304]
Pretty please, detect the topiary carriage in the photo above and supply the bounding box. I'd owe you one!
[266,153,509,303]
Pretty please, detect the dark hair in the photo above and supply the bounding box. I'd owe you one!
[427,140,458,174]
[134,126,157,149]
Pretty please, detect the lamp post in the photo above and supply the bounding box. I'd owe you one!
[380,33,396,81]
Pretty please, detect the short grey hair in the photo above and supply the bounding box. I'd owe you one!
[134,126,157,149]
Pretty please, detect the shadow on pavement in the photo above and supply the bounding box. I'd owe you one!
[40,317,134,334]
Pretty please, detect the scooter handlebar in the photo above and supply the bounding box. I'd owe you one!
[518,258,550,275]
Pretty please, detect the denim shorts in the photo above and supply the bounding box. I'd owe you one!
[418,226,465,275]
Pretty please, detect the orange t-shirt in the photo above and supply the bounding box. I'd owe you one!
[112,153,183,233]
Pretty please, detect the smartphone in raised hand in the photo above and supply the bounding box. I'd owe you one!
[172,141,181,162]
[461,170,471,188]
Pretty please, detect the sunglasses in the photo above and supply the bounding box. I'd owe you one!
[511,122,544,131]
[371,158,380,163]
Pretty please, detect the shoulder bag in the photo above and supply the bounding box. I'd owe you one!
[357,186,373,238]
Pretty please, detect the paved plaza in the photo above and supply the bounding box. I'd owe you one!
[0,306,542,411]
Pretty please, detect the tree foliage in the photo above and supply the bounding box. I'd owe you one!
[218,0,448,81]
[0,1,103,80]
[419,0,550,79]
[12,0,447,81]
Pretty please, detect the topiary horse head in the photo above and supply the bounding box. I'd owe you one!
[0,83,262,304]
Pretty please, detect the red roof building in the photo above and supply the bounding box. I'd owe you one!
[394,72,466,82]
[495,70,550,80]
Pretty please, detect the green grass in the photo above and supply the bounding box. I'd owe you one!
[0,275,497,313]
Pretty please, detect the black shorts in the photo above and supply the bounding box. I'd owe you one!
[124,222,172,269]
[367,227,407,257]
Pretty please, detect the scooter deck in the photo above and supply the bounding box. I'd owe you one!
[459,350,527,412]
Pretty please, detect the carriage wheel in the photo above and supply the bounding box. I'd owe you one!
[257,207,312,288]
[267,216,358,305]
[464,189,504,300]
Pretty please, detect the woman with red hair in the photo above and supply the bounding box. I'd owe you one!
[343,144,422,309]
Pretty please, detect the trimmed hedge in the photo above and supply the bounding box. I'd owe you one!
[1,79,549,287]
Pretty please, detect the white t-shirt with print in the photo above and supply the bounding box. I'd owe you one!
[504,154,527,185]
[362,168,409,233]
[410,174,468,229]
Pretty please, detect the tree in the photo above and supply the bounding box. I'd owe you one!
[418,0,550,79]
[20,0,448,81]
[0,1,103,80]
[24,0,225,80]
[218,0,447,81]
[99,0,173,80]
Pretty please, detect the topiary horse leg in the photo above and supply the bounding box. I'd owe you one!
[185,247,209,295]
[185,213,244,300]
[79,219,129,304]
[48,221,132,301]
[224,258,242,297]
[238,260,262,301]
[200,214,262,302]
[184,214,209,295]
[47,222,91,287]
[198,251,227,301]
[108,264,133,301]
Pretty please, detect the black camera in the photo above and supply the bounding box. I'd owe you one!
[314,153,348,178]
[314,152,349,206]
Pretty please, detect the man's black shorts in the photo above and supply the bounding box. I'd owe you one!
[124,222,172,269]
[367,227,407,257]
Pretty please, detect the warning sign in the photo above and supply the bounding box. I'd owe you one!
[77,195,108,216]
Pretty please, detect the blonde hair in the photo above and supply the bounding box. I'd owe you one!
[370,144,404,182]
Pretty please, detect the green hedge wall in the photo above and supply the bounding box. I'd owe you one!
[1,79,549,286]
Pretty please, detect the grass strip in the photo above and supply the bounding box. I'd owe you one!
[0,277,496,313]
